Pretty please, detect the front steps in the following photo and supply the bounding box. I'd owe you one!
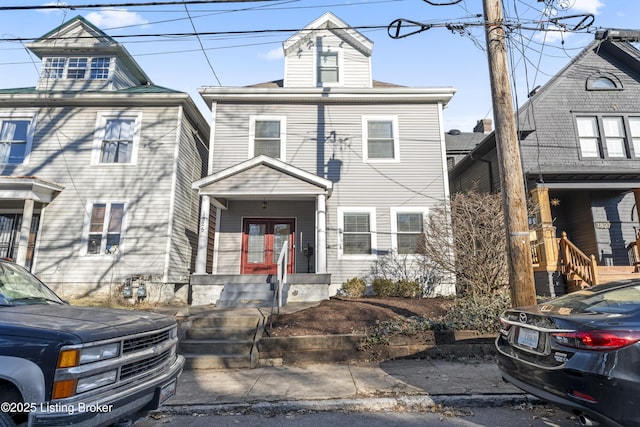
[180,309,266,369]
[216,283,277,308]
[567,265,639,292]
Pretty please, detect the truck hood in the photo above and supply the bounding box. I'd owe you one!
[0,305,176,343]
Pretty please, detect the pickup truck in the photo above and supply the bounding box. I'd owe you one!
[0,260,185,427]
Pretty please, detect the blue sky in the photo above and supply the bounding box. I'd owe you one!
[0,0,638,131]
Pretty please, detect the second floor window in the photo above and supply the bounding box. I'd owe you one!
[0,118,32,164]
[87,203,125,256]
[250,116,286,160]
[576,115,640,159]
[93,112,141,165]
[363,117,399,162]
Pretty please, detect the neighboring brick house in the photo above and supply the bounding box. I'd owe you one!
[0,16,209,301]
[449,30,640,295]
[191,12,456,305]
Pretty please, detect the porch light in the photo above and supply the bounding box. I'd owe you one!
[262,200,267,209]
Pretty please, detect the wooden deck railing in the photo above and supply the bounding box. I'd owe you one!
[558,231,599,287]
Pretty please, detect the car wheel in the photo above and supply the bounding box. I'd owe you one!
[0,411,17,427]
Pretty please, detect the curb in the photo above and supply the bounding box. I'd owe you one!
[157,394,538,416]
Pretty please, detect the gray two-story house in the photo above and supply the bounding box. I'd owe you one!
[191,12,456,305]
[450,30,640,295]
[0,16,209,301]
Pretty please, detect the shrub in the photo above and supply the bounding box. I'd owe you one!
[340,277,366,297]
[395,279,421,298]
[372,278,395,297]
[441,286,511,333]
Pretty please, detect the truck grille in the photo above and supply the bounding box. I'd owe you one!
[121,350,171,380]
[123,330,171,354]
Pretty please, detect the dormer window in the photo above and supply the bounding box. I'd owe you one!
[586,73,622,91]
[318,51,339,85]
[42,56,111,81]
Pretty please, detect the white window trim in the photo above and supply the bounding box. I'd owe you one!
[362,116,400,163]
[91,111,142,165]
[80,201,128,257]
[314,47,344,87]
[390,207,429,255]
[0,111,37,166]
[248,115,287,161]
[337,207,377,259]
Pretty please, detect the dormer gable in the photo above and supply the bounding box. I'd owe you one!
[26,15,151,92]
[282,12,374,88]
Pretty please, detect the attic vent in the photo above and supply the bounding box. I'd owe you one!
[448,129,461,135]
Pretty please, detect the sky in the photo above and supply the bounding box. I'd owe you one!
[0,0,639,132]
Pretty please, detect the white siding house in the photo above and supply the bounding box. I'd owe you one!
[0,16,209,302]
[192,12,456,305]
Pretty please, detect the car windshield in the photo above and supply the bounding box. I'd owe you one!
[541,285,640,314]
[0,262,64,306]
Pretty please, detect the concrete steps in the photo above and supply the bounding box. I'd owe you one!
[180,309,266,369]
[216,283,276,308]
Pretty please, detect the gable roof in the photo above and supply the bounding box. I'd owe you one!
[283,12,373,57]
[26,15,151,85]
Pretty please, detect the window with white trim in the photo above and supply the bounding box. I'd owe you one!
[92,112,141,164]
[575,115,638,159]
[0,115,35,164]
[318,51,339,85]
[362,116,399,162]
[249,116,286,160]
[86,202,125,256]
[338,208,376,257]
[391,208,428,255]
[41,56,111,80]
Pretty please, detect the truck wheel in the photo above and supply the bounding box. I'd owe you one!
[0,412,17,427]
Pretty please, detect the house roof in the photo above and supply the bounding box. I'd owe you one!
[283,12,373,57]
[192,155,333,202]
[246,80,405,89]
[444,130,488,154]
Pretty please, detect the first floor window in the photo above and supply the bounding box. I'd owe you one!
[396,212,425,254]
[87,203,124,255]
[343,212,372,255]
[0,118,31,164]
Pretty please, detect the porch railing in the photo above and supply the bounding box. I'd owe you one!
[559,231,599,287]
[268,239,289,333]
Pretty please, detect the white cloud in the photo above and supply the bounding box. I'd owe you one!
[570,0,605,15]
[85,9,148,30]
[38,2,67,15]
[534,0,604,44]
[260,47,283,61]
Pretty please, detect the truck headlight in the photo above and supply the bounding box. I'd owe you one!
[58,343,120,368]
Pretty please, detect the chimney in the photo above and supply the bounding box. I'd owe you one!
[473,118,492,134]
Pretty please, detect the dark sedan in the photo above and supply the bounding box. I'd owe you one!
[496,281,640,427]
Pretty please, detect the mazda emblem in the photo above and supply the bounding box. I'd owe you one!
[519,312,528,323]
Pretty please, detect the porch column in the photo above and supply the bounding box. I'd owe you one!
[195,196,210,274]
[634,189,640,231]
[16,199,34,267]
[530,187,557,270]
[316,194,327,273]
[633,190,640,270]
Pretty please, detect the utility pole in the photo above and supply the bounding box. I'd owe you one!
[482,0,537,307]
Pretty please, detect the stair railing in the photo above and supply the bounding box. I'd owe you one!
[268,239,289,334]
[559,231,599,287]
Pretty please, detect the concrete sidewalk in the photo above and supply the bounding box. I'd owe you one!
[162,358,535,415]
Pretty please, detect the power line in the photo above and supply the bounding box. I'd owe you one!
[0,0,282,12]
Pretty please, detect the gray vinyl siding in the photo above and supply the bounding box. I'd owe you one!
[166,113,207,283]
[215,200,316,274]
[212,101,447,284]
[284,31,371,88]
[13,105,182,290]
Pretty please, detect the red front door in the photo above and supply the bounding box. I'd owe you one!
[241,218,295,274]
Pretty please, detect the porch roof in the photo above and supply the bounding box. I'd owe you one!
[0,176,64,203]
[192,155,333,204]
